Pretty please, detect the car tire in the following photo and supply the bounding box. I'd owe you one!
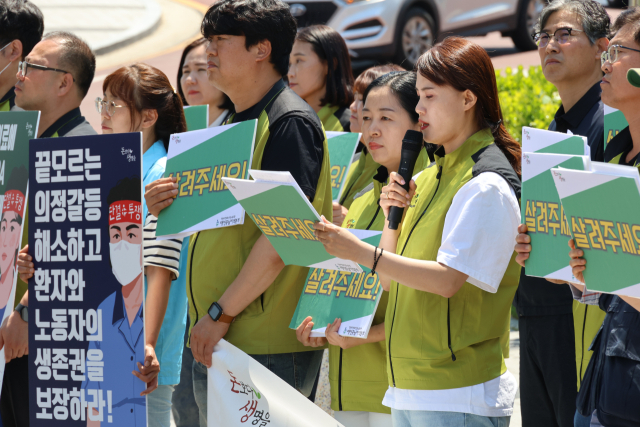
[395,7,436,69]
[511,0,546,51]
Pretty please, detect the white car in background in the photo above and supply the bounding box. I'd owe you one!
[284,0,545,68]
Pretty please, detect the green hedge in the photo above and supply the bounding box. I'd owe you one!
[496,66,561,143]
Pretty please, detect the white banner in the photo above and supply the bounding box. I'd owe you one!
[208,339,344,427]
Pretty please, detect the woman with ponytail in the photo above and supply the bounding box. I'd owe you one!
[310,37,522,426]
[97,63,188,427]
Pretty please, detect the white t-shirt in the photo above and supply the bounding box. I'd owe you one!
[382,172,521,417]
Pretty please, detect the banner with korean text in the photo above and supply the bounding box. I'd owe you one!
[28,133,145,426]
[156,120,257,240]
[0,110,40,395]
[184,105,209,131]
[326,131,360,202]
[208,339,345,427]
[551,164,640,297]
[289,232,383,338]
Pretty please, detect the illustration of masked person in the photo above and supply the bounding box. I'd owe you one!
[83,177,145,426]
[0,166,27,323]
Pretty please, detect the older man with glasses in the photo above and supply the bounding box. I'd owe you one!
[513,1,610,427]
[1,30,96,427]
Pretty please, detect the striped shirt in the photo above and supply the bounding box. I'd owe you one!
[143,213,183,280]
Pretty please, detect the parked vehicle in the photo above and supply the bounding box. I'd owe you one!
[284,0,545,69]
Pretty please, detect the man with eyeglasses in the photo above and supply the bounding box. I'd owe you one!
[602,8,640,169]
[0,30,96,427]
[0,0,43,112]
[514,1,610,427]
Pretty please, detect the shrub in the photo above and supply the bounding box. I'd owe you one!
[496,65,560,143]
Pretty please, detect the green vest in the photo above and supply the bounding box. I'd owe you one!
[187,83,333,355]
[340,150,380,209]
[329,149,430,413]
[317,104,350,132]
[0,88,15,112]
[386,129,521,390]
[329,179,388,413]
[573,301,605,390]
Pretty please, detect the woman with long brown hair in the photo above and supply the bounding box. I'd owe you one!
[311,37,522,426]
[96,63,187,427]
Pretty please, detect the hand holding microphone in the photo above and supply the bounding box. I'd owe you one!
[384,130,423,230]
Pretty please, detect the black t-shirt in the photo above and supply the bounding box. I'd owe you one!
[515,82,605,317]
[232,80,325,201]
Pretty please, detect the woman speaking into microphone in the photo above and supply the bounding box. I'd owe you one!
[297,70,429,427]
[313,37,522,426]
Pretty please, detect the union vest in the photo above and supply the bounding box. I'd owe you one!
[317,104,350,132]
[186,82,333,355]
[385,129,522,390]
[329,149,430,413]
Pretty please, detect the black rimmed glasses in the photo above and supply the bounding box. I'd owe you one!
[532,27,584,48]
[601,44,640,66]
[18,61,75,81]
[95,97,125,117]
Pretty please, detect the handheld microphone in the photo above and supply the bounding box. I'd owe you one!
[387,130,424,230]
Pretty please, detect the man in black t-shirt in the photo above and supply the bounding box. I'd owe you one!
[145,1,331,424]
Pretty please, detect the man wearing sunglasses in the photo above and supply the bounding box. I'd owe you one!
[0,30,96,427]
[514,1,610,427]
[0,0,43,112]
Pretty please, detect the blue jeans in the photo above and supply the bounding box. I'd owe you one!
[146,384,175,427]
[172,322,201,427]
[391,409,510,427]
[192,350,324,424]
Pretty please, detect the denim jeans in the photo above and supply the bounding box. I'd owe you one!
[172,319,201,427]
[146,384,175,427]
[574,410,603,427]
[391,409,511,427]
[192,350,324,424]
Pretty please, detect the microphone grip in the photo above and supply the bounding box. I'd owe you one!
[387,158,414,230]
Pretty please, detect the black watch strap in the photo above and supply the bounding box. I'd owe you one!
[15,303,28,323]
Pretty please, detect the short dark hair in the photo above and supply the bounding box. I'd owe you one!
[610,7,640,44]
[42,31,96,99]
[107,176,141,207]
[295,25,354,108]
[201,0,297,76]
[176,38,233,110]
[0,0,44,59]
[537,0,610,44]
[363,71,420,124]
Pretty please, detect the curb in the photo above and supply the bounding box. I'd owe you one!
[92,0,162,55]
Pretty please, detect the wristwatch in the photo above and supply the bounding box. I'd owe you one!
[15,303,28,323]
[208,302,234,323]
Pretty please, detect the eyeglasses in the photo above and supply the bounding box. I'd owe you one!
[95,97,125,117]
[532,28,584,48]
[601,44,640,66]
[18,61,74,81]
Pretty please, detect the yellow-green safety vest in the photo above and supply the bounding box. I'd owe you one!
[186,82,333,355]
[386,129,521,390]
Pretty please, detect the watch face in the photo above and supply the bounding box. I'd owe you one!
[209,303,221,321]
